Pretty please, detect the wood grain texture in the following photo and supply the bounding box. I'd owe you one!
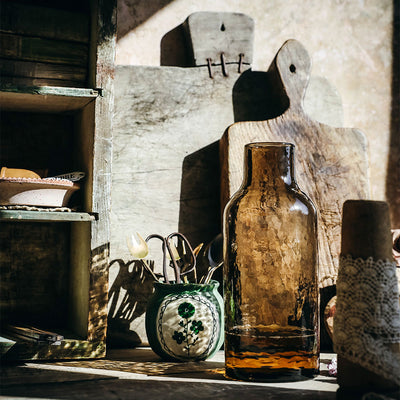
[0,2,90,43]
[69,223,91,340]
[0,76,87,89]
[220,40,370,288]
[183,12,254,66]
[86,0,117,344]
[0,210,95,222]
[112,64,240,258]
[0,339,106,361]
[0,2,90,86]
[0,86,97,113]
[0,33,88,66]
[0,59,87,85]
[0,222,70,325]
[65,0,117,347]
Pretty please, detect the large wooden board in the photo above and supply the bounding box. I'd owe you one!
[220,39,370,288]
[111,65,241,262]
[110,64,248,345]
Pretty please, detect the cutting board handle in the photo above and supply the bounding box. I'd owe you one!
[274,39,312,114]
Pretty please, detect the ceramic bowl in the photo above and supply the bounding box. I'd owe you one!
[0,177,79,207]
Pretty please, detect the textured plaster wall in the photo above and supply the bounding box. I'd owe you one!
[115,0,398,224]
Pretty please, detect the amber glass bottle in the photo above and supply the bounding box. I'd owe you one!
[223,142,319,382]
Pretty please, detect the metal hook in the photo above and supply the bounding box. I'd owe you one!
[221,52,228,77]
[238,53,244,73]
[207,58,213,79]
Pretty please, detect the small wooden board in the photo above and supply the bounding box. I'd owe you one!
[183,12,254,66]
[220,39,370,287]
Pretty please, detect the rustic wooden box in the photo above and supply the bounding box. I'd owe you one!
[0,0,116,360]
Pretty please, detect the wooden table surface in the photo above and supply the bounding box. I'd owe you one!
[0,348,339,399]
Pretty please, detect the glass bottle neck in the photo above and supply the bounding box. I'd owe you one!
[243,143,296,188]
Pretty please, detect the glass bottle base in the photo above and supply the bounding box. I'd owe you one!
[224,327,319,382]
[225,366,318,383]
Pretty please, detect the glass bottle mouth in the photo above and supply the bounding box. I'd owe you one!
[243,142,296,187]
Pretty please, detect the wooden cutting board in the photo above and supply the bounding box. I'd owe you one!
[220,39,370,288]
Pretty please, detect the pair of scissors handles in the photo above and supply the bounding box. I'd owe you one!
[145,233,196,284]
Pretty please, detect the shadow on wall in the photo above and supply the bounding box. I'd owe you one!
[179,143,223,286]
[117,0,174,39]
[176,68,289,244]
[107,259,155,348]
[232,68,288,123]
[160,23,191,66]
[386,0,400,228]
[179,142,221,252]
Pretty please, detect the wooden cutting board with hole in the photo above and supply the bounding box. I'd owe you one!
[220,39,370,288]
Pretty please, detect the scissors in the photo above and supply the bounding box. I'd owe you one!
[145,232,197,284]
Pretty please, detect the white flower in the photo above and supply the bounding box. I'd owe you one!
[126,232,149,259]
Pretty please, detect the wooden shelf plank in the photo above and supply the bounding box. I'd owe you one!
[0,33,89,66]
[0,84,99,113]
[0,59,87,85]
[0,2,90,44]
[0,210,96,222]
[0,338,105,361]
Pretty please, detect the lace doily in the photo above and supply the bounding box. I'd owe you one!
[333,254,400,385]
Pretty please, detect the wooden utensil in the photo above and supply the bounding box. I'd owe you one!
[220,39,370,287]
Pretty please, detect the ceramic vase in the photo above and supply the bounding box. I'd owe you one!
[145,280,224,362]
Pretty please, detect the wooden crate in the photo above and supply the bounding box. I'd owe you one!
[0,0,116,360]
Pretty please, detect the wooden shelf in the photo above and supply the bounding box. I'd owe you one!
[0,84,99,113]
[0,337,105,361]
[0,0,116,361]
[0,209,96,222]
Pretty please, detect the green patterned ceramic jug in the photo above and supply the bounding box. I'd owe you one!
[145,280,224,361]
